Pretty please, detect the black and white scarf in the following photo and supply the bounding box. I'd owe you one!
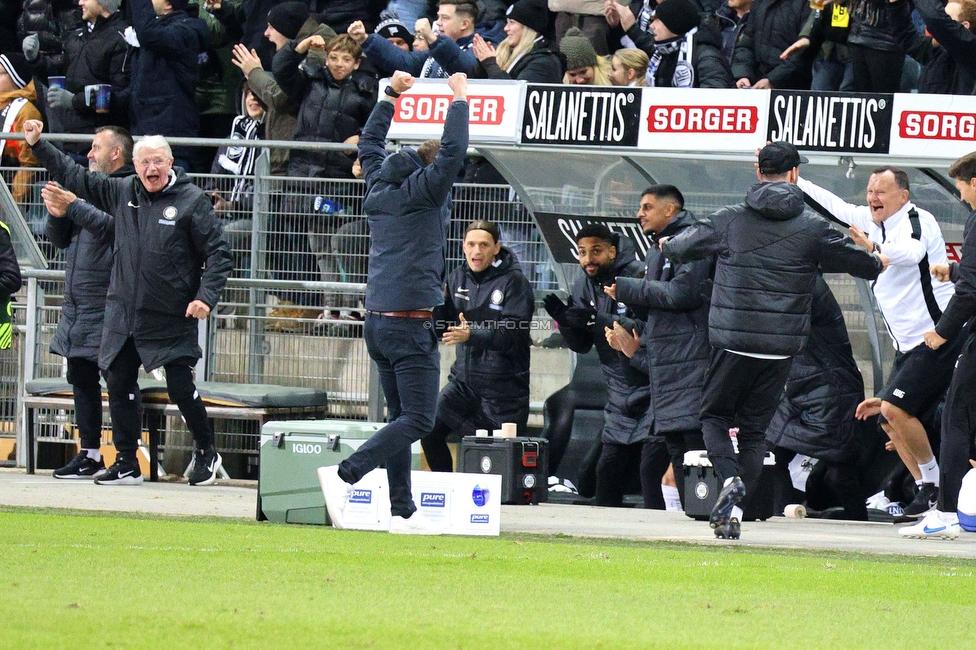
[216,115,262,203]
[647,29,696,88]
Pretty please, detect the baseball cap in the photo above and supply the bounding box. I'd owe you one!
[758,141,809,175]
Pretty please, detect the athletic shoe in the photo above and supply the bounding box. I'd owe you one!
[898,511,960,539]
[318,465,354,529]
[903,482,939,518]
[187,448,222,486]
[714,517,741,540]
[53,452,106,479]
[389,512,443,535]
[709,476,746,529]
[93,456,143,486]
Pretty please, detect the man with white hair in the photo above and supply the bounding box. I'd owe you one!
[24,119,233,487]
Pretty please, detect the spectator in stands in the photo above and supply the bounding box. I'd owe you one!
[320,71,471,535]
[0,52,40,203]
[25,119,233,488]
[888,0,976,96]
[374,13,414,51]
[124,0,210,169]
[732,0,814,90]
[604,184,710,509]
[422,220,535,471]
[231,2,335,176]
[661,142,885,539]
[470,0,563,82]
[610,0,733,87]
[553,0,613,55]
[900,152,976,540]
[779,3,854,92]
[347,1,499,78]
[559,26,612,84]
[207,0,282,69]
[0,209,20,352]
[18,0,79,77]
[46,126,133,480]
[608,47,649,86]
[308,0,387,34]
[766,275,870,521]
[42,0,130,159]
[710,0,752,64]
[798,167,960,521]
[545,225,669,509]
[846,0,903,92]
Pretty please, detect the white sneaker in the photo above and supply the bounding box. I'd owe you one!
[389,512,443,535]
[317,465,354,529]
[899,511,960,540]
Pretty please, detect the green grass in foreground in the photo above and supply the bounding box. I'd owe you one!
[1,508,974,650]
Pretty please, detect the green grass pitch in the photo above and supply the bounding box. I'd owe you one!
[1,507,973,649]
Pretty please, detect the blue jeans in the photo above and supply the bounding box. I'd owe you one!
[340,313,439,517]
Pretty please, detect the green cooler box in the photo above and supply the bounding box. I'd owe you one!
[257,420,421,525]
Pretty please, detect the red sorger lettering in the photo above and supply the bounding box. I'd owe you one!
[395,95,505,125]
[899,112,976,140]
[646,106,758,133]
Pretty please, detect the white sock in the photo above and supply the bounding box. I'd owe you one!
[662,485,682,512]
[919,458,940,487]
[731,506,743,521]
[938,511,959,524]
[84,448,101,461]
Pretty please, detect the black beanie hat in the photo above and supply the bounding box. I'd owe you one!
[506,0,548,36]
[654,0,701,36]
[0,53,33,89]
[267,1,311,40]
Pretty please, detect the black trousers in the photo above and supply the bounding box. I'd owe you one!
[594,438,670,508]
[662,428,705,508]
[66,357,103,450]
[849,44,905,93]
[103,338,214,457]
[700,349,793,499]
[939,332,976,512]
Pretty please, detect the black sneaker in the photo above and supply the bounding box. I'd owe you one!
[903,482,939,518]
[710,476,746,529]
[94,456,143,485]
[187,448,222,486]
[53,452,107,479]
[714,517,741,540]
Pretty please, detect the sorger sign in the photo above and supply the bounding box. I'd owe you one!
[396,94,504,125]
[898,111,976,141]
[888,93,976,158]
[636,88,768,151]
[646,105,758,133]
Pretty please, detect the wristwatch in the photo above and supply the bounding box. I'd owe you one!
[872,241,882,255]
[384,85,401,99]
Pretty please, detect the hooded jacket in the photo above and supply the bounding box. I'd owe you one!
[437,246,535,401]
[615,210,713,435]
[562,236,652,445]
[47,161,134,362]
[766,276,864,463]
[663,181,883,356]
[359,98,469,312]
[32,140,232,371]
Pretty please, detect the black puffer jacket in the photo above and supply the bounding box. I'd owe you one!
[33,140,232,371]
[731,0,814,88]
[847,0,900,51]
[47,162,134,362]
[766,276,863,463]
[889,0,976,95]
[477,38,564,83]
[615,211,712,435]
[18,0,79,72]
[55,12,131,134]
[662,181,883,356]
[625,18,733,88]
[436,246,535,401]
[273,40,375,179]
[562,237,652,445]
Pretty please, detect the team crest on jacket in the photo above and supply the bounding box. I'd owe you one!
[163,206,178,220]
[490,289,504,305]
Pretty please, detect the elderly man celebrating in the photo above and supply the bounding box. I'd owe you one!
[25,119,232,487]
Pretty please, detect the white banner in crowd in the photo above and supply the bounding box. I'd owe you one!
[637,88,768,152]
[385,78,524,143]
[888,93,976,159]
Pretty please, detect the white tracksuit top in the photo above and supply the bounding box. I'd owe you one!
[797,177,954,353]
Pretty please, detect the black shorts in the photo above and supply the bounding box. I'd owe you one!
[878,326,969,418]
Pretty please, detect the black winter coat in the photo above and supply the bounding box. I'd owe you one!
[625,19,733,88]
[47,162,134,362]
[56,12,131,134]
[0,222,21,299]
[889,0,976,96]
[936,207,976,342]
[272,41,375,179]
[436,247,535,401]
[359,99,468,312]
[731,0,814,88]
[766,276,863,463]
[33,140,232,371]
[615,211,712,435]
[847,0,901,51]
[477,38,564,83]
[126,0,209,137]
[308,0,387,34]
[663,182,883,356]
[562,237,652,445]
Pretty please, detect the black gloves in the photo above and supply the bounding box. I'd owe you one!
[543,293,569,325]
[545,294,597,329]
[564,305,597,329]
